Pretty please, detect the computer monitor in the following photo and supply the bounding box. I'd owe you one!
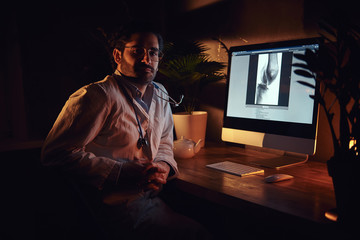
[222,38,320,168]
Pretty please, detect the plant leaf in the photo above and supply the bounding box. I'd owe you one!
[293,53,307,62]
[318,20,337,38]
[292,63,312,71]
[297,80,315,89]
[294,69,314,78]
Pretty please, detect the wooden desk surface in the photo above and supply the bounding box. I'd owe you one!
[173,142,336,224]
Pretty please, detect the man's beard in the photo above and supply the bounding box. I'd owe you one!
[120,58,156,85]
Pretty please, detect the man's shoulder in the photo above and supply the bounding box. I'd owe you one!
[81,75,120,98]
[69,75,118,102]
[90,75,118,93]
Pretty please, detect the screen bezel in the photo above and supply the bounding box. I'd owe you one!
[223,38,321,141]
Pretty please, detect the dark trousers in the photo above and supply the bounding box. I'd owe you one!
[98,190,212,240]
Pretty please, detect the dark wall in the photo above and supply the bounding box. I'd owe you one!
[1,1,168,142]
[1,0,358,147]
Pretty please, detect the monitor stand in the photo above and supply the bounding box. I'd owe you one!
[245,145,309,169]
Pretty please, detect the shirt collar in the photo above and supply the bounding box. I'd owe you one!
[114,70,154,110]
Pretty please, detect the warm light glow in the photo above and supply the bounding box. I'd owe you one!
[325,210,338,222]
[222,127,265,147]
[182,0,223,11]
[349,139,358,155]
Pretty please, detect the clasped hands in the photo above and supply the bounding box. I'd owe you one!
[120,159,170,191]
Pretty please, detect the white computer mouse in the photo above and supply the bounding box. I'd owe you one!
[265,174,294,183]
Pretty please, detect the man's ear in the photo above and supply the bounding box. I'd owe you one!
[113,48,122,65]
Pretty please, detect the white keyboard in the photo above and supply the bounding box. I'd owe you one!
[206,161,264,176]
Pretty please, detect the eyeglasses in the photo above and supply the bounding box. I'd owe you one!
[124,46,163,62]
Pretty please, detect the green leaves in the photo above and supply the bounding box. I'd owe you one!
[159,40,226,113]
[294,17,360,160]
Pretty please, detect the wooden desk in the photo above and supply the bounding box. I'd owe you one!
[172,142,336,224]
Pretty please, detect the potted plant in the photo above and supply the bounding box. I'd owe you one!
[158,40,226,147]
[294,17,360,224]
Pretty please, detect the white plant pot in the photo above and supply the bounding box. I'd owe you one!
[172,111,208,148]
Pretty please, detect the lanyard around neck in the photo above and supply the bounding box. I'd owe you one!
[115,74,148,150]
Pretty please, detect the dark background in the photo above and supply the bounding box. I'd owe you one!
[1,0,353,144]
[0,1,358,239]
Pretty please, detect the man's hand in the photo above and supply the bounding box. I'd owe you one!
[143,161,170,191]
[119,160,170,191]
[119,160,150,182]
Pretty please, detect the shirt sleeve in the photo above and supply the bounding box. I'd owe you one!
[41,84,117,189]
[153,87,179,180]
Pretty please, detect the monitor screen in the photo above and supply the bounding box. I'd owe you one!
[222,38,320,155]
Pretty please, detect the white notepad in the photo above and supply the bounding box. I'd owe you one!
[206,161,264,176]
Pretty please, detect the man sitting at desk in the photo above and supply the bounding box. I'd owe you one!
[41,21,210,240]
